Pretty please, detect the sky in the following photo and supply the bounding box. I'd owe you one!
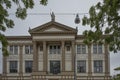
[0,0,120,76]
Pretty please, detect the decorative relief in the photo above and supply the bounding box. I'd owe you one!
[44,27,63,32]
[7,55,19,60]
[48,54,61,60]
[92,54,104,59]
[23,55,33,60]
[76,54,88,59]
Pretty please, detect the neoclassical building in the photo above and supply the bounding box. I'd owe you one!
[1,17,111,80]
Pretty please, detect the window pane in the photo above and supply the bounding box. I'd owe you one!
[49,46,53,54]
[50,61,60,74]
[30,45,33,54]
[82,45,86,54]
[9,61,18,73]
[25,45,29,54]
[94,60,103,73]
[9,45,13,54]
[40,45,43,51]
[77,45,81,54]
[77,60,86,73]
[14,45,18,54]
[98,44,102,54]
[25,61,33,73]
[93,44,97,54]
[66,46,70,51]
[49,45,61,54]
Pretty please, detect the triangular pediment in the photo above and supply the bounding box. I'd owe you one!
[44,27,64,32]
[29,21,77,34]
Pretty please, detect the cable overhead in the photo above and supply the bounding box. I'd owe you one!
[9,12,88,15]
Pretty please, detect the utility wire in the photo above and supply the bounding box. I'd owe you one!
[9,13,89,15]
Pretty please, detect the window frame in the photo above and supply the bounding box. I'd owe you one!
[94,60,103,73]
[25,45,33,54]
[50,60,61,74]
[25,60,33,73]
[93,44,103,54]
[66,45,70,51]
[77,44,86,54]
[9,61,18,73]
[77,60,86,73]
[9,45,18,55]
[49,45,61,54]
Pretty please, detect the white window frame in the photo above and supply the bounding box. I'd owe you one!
[77,44,86,54]
[9,45,18,55]
[25,45,33,54]
[93,44,103,54]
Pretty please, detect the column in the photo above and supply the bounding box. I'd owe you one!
[33,41,38,72]
[88,44,92,76]
[19,45,23,76]
[104,44,109,76]
[43,41,47,72]
[71,41,75,71]
[61,41,65,71]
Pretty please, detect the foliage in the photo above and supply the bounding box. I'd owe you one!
[82,0,120,53]
[0,0,48,56]
[113,67,120,80]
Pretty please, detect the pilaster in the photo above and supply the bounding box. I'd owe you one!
[33,41,38,72]
[62,41,65,71]
[71,41,75,71]
[104,44,109,76]
[43,41,47,72]
[88,44,92,76]
[19,45,23,76]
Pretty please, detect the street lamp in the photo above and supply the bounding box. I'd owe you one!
[74,14,80,80]
[74,14,80,24]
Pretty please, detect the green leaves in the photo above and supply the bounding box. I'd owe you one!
[16,8,27,19]
[82,0,120,53]
[22,0,34,9]
[40,0,48,5]
[0,33,9,56]
[0,0,48,56]
[113,66,120,80]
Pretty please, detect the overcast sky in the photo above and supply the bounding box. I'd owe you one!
[0,0,120,75]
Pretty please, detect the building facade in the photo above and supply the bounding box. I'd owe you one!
[1,20,111,80]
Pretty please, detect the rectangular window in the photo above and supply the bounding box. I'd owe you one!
[9,45,18,55]
[93,44,102,54]
[66,46,70,51]
[82,45,86,54]
[10,45,14,54]
[77,44,86,54]
[39,45,43,51]
[50,61,60,74]
[9,61,18,73]
[77,45,81,54]
[93,44,97,54]
[14,45,18,54]
[77,60,86,73]
[49,45,61,54]
[94,60,103,73]
[98,44,102,54]
[25,61,33,73]
[25,45,33,54]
